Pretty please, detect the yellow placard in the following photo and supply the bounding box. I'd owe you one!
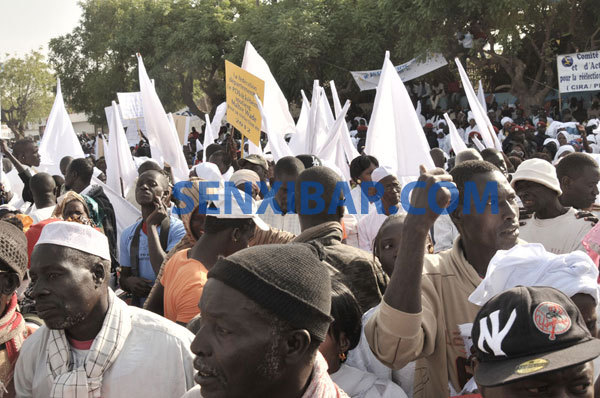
[225,60,265,147]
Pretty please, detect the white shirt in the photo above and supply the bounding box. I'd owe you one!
[331,364,407,398]
[27,204,56,224]
[258,198,302,235]
[518,207,592,254]
[347,306,414,397]
[350,186,375,221]
[15,306,196,398]
[432,214,459,253]
[222,166,234,182]
[357,206,403,253]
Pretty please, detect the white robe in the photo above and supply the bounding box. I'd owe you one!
[15,305,196,398]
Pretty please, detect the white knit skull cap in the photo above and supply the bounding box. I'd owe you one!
[35,221,110,261]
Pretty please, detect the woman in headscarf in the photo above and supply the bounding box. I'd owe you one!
[52,191,102,229]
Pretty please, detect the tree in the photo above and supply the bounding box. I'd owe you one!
[0,51,54,138]
[376,0,600,110]
[49,0,252,125]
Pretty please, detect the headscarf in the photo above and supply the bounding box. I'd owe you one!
[554,144,575,162]
[229,169,260,188]
[53,191,102,228]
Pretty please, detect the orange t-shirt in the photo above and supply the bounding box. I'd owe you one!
[161,249,208,324]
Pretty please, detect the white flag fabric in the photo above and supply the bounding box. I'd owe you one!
[477,80,488,114]
[316,100,352,181]
[330,81,359,163]
[472,136,486,152]
[444,113,468,155]
[106,101,137,198]
[241,42,296,137]
[365,52,434,178]
[305,81,322,155]
[210,102,227,138]
[39,79,85,176]
[288,90,310,155]
[91,176,140,242]
[455,58,501,151]
[202,114,216,162]
[254,94,292,162]
[137,54,188,182]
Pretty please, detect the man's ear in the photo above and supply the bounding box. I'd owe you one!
[91,261,107,287]
[0,273,20,295]
[338,331,350,354]
[559,175,571,190]
[281,329,312,365]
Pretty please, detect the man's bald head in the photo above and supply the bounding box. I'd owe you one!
[295,166,344,230]
[60,156,74,176]
[30,172,56,206]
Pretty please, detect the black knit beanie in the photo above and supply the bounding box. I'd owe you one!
[208,243,333,342]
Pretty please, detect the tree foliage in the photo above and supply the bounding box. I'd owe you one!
[49,0,250,125]
[49,0,600,122]
[0,51,54,138]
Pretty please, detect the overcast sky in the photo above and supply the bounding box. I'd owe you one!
[0,0,82,58]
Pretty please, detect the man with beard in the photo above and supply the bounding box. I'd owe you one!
[181,244,348,398]
[357,166,403,252]
[365,161,520,397]
[15,221,195,397]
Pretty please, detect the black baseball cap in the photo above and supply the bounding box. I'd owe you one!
[472,286,600,387]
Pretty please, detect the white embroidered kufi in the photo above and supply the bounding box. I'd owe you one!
[371,166,394,183]
[35,221,110,261]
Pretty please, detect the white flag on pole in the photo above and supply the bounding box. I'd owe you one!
[39,79,85,176]
[455,58,501,150]
[137,54,189,182]
[365,52,434,178]
[241,42,297,138]
[443,113,468,155]
[106,101,137,197]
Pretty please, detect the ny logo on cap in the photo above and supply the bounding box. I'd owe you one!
[478,309,517,356]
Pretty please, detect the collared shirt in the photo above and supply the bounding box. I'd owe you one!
[258,197,302,235]
[119,215,186,282]
[14,305,196,397]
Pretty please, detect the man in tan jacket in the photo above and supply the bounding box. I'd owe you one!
[365,160,520,397]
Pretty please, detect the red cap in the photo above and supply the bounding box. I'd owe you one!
[424,123,434,128]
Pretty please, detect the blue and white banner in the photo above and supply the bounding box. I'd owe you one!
[557,51,600,93]
[350,53,447,91]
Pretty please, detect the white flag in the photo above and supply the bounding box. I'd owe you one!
[39,79,85,176]
[106,101,137,198]
[455,59,500,150]
[241,42,296,138]
[137,54,188,182]
[365,52,434,178]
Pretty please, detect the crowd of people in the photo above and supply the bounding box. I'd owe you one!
[0,88,599,398]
